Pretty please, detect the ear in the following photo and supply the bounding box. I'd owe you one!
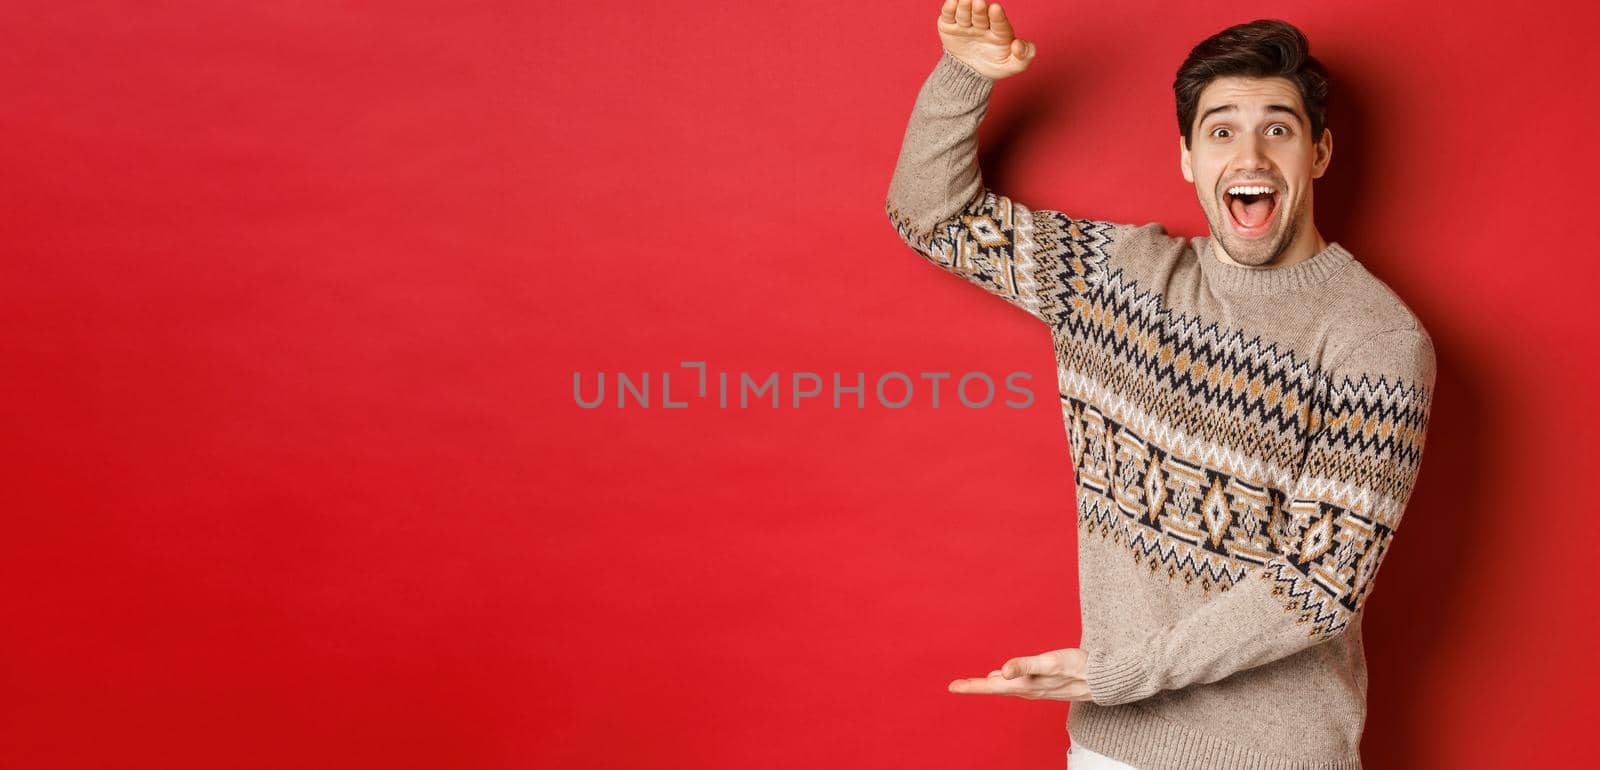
[1179,134,1193,183]
[1311,127,1333,179]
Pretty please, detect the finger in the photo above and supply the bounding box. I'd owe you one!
[989,3,1014,39]
[939,0,957,24]
[971,0,990,29]
[1002,650,1063,678]
[955,0,972,27]
[949,676,1026,696]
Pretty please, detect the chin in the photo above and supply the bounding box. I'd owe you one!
[1210,219,1281,266]
[1223,237,1281,266]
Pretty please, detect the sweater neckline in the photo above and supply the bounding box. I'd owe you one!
[1190,235,1355,295]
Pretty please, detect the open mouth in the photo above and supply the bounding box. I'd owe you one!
[1223,184,1280,238]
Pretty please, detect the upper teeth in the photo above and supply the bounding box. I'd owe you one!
[1228,185,1275,196]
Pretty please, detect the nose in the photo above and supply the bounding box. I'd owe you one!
[1232,132,1271,174]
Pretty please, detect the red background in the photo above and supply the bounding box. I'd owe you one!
[3,1,1596,768]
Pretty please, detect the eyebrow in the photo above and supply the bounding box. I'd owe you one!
[1198,103,1305,127]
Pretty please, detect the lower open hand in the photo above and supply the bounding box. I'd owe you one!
[947,648,1093,702]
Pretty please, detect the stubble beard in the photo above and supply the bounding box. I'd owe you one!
[1211,193,1301,267]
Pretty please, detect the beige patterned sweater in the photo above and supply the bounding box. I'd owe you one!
[885,51,1437,770]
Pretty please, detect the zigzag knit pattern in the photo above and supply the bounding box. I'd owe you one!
[887,188,1432,641]
[887,189,1118,329]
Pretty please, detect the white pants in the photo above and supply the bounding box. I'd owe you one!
[1068,736,1139,769]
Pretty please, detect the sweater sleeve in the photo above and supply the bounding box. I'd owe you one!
[884,51,1124,328]
[1083,326,1439,706]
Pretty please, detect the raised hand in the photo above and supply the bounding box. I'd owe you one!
[937,0,1038,80]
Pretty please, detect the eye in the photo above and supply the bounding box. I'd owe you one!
[1210,126,1231,139]
[1267,124,1290,136]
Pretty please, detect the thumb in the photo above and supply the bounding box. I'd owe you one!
[1002,654,1043,678]
[1011,37,1036,63]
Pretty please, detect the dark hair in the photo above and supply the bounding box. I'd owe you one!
[1174,19,1329,149]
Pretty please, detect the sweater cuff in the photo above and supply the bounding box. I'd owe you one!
[929,50,995,104]
[1085,647,1155,706]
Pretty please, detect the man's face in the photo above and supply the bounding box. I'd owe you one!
[1180,75,1332,266]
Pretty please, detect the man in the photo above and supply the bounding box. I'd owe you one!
[884,2,1437,768]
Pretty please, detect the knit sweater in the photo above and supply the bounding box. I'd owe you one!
[885,52,1437,770]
